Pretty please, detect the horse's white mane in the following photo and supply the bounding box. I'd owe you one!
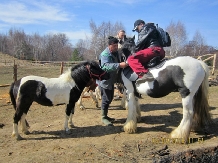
[59,68,73,82]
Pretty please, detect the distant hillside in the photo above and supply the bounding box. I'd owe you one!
[0,53,32,66]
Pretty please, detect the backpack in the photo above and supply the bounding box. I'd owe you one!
[156,24,171,47]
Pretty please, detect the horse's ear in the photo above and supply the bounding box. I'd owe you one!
[132,35,135,40]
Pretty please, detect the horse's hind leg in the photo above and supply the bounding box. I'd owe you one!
[12,109,24,140]
[12,97,32,140]
[20,114,30,135]
[171,94,194,142]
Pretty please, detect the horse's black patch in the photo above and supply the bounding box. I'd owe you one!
[147,65,190,98]
[20,80,53,106]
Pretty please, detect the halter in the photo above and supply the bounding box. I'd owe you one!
[86,65,106,81]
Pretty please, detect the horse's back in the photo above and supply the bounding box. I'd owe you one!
[157,56,206,88]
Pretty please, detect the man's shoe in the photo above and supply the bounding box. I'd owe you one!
[105,116,115,122]
[136,72,154,84]
[102,117,114,126]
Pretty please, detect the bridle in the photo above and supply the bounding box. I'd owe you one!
[86,65,106,80]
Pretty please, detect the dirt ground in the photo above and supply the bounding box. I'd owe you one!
[0,84,218,163]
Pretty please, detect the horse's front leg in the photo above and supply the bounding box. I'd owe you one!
[135,97,141,122]
[89,90,99,108]
[122,72,140,133]
[64,103,75,134]
[68,113,75,128]
[77,87,88,110]
[120,88,129,110]
[95,85,101,100]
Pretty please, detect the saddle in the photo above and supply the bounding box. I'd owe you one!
[123,56,167,82]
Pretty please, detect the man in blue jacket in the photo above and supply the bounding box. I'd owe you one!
[99,36,128,126]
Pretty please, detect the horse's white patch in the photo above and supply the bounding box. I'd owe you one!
[18,69,76,105]
[136,81,154,95]
[136,56,206,95]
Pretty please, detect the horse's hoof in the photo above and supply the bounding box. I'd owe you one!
[23,130,30,135]
[66,130,71,135]
[69,124,75,128]
[17,135,24,140]
[12,134,24,140]
[79,106,85,110]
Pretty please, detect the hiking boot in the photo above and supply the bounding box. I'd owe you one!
[105,116,115,122]
[102,117,114,126]
[101,109,115,126]
[136,72,154,84]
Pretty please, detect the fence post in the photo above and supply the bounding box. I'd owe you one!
[60,62,64,74]
[13,60,17,82]
[211,54,217,75]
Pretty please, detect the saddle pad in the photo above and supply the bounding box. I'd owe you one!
[148,59,167,70]
[123,66,138,82]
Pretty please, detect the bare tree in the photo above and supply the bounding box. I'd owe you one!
[0,34,8,54]
[89,19,125,56]
[192,30,207,56]
[166,21,187,56]
[43,33,72,61]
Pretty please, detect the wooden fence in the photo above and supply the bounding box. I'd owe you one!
[0,54,217,87]
[197,53,217,75]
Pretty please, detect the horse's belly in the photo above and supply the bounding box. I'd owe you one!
[136,83,152,95]
[46,88,70,105]
[136,82,171,98]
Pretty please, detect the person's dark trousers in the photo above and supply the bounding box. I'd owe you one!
[100,86,115,126]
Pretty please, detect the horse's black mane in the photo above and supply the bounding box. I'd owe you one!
[121,36,136,59]
[70,60,99,89]
[71,60,92,71]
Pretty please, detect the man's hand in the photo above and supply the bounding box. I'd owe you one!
[119,62,129,68]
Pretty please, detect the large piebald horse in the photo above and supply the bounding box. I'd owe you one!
[121,37,212,142]
[9,61,109,140]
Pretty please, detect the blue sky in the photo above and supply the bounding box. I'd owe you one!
[0,0,217,48]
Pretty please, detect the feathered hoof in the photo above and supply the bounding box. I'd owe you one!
[170,129,189,143]
[123,121,137,134]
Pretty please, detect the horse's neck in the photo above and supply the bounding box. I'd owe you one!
[73,75,91,91]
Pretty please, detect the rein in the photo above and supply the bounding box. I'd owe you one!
[86,65,106,81]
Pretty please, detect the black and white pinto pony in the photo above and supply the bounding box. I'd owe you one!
[9,61,109,140]
[121,37,212,142]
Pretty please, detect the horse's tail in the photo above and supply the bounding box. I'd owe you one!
[9,82,16,110]
[193,60,212,129]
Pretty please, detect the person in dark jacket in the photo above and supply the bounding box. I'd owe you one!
[99,36,128,126]
[127,19,165,83]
